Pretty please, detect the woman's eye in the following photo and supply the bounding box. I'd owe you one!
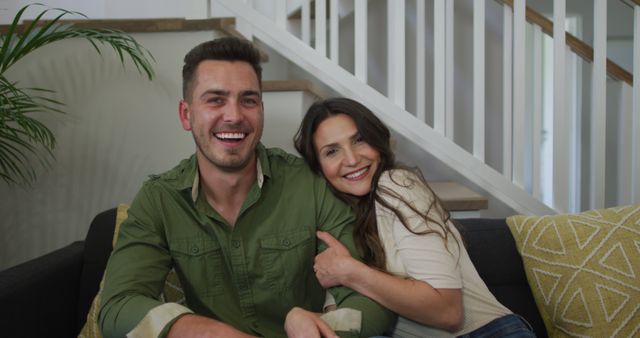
[354,135,365,144]
[324,148,337,157]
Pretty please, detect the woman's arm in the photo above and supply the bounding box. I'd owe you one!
[314,231,463,332]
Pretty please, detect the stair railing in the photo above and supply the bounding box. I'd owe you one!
[211,0,639,215]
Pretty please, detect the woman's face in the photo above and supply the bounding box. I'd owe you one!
[313,114,381,196]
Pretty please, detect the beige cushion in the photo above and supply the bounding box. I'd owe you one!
[78,204,185,338]
[506,205,640,337]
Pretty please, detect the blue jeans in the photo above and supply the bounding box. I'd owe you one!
[370,314,536,338]
[458,314,537,338]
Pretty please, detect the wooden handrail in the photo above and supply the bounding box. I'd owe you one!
[499,0,633,86]
[622,0,640,7]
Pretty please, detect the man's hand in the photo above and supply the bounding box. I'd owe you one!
[167,314,258,338]
[284,307,338,338]
[314,231,360,288]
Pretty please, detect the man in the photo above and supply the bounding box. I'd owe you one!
[98,37,395,338]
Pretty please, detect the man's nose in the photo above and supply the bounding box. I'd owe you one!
[223,101,242,122]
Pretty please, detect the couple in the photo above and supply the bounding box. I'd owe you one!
[98,37,535,338]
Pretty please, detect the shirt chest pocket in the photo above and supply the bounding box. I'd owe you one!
[260,230,313,292]
[170,238,225,299]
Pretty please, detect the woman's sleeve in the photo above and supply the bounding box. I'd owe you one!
[378,170,462,289]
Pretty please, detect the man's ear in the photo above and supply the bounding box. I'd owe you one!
[178,100,192,131]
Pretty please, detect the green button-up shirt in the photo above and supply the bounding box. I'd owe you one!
[99,144,395,338]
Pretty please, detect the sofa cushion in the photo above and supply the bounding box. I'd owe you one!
[506,205,640,337]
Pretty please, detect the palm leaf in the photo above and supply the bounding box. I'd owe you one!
[0,4,155,185]
[0,76,58,185]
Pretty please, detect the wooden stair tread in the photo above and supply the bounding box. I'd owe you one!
[263,80,325,98]
[429,181,488,212]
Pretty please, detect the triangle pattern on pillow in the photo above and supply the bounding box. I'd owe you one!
[595,283,630,323]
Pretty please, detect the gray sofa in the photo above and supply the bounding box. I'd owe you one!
[0,208,548,337]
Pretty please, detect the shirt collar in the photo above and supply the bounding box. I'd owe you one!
[189,143,271,203]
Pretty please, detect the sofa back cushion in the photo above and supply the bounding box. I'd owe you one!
[76,208,117,333]
[457,218,548,337]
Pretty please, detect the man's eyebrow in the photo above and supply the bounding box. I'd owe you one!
[200,89,229,98]
[241,90,261,97]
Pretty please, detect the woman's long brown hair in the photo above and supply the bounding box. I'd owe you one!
[294,98,457,271]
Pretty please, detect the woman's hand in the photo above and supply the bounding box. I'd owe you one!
[314,231,361,288]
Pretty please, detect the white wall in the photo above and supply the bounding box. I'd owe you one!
[0,28,316,270]
[0,31,211,270]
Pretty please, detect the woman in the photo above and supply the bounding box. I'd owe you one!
[289,98,536,337]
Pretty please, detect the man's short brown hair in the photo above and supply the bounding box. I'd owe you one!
[182,37,263,101]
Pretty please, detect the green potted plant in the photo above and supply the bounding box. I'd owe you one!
[0,4,154,185]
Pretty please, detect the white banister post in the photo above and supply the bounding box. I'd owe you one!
[502,4,513,181]
[355,0,367,82]
[302,0,310,45]
[433,0,445,132]
[315,0,327,56]
[553,0,570,212]
[330,0,339,63]
[388,0,405,109]
[417,0,426,122]
[619,83,634,204]
[445,0,455,139]
[633,4,640,203]
[532,25,543,199]
[276,0,287,29]
[566,46,580,212]
[473,0,485,161]
[590,0,606,209]
[512,0,527,186]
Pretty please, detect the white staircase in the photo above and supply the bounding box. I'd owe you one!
[211,0,639,216]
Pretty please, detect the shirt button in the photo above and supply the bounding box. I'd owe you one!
[191,246,199,254]
[232,240,240,248]
[282,239,290,247]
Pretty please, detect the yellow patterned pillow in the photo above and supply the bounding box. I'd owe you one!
[78,204,185,338]
[506,205,640,337]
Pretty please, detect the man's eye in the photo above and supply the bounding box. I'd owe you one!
[208,97,223,104]
[241,98,259,106]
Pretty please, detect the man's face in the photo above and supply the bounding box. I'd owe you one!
[179,60,263,173]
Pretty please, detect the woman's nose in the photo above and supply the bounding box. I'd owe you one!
[343,148,359,166]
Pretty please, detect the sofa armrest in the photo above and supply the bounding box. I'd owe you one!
[0,241,85,338]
